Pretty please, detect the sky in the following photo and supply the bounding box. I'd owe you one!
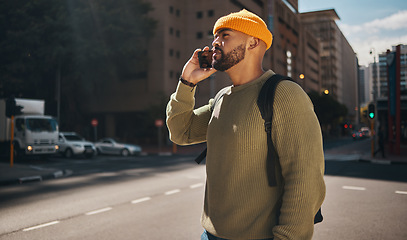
[298,0,407,66]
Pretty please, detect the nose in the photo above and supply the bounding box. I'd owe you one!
[212,36,220,48]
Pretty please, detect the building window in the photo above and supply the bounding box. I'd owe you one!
[169,6,173,14]
[197,32,203,39]
[197,11,203,19]
[286,50,292,77]
[208,10,214,17]
[169,27,173,35]
[170,71,174,78]
[176,9,180,17]
[169,49,174,57]
[176,51,180,59]
[176,30,180,38]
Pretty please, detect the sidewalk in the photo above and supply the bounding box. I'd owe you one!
[1,142,405,186]
[0,143,207,187]
[324,139,407,164]
[0,162,69,186]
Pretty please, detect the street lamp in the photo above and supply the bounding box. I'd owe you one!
[324,89,329,95]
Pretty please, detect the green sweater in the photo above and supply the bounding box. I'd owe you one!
[166,70,325,239]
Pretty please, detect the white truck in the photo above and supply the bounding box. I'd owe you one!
[0,98,59,157]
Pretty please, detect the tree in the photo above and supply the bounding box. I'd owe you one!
[0,0,156,131]
[308,91,348,136]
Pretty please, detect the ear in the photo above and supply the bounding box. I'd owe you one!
[247,37,260,50]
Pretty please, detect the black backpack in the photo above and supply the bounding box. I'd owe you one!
[195,74,323,224]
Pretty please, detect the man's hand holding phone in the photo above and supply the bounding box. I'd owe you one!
[181,46,216,85]
[198,50,213,68]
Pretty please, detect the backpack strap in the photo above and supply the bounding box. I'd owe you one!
[258,74,324,224]
[194,147,207,164]
[257,74,294,186]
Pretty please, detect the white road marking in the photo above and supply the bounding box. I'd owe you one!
[395,191,407,195]
[190,183,204,189]
[342,186,366,191]
[165,189,181,195]
[23,221,60,232]
[20,184,203,233]
[131,197,151,204]
[85,207,113,216]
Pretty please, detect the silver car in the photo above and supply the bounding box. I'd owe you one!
[58,132,96,158]
[94,138,142,157]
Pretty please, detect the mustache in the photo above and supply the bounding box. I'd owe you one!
[214,47,223,54]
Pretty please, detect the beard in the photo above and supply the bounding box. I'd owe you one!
[213,44,246,72]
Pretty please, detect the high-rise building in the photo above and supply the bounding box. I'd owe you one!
[358,66,371,106]
[376,44,407,151]
[378,44,407,97]
[301,10,342,99]
[300,9,358,122]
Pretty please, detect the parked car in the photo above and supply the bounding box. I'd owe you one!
[58,132,96,158]
[360,127,371,137]
[352,130,364,140]
[352,127,371,140]
[94,138,142,156]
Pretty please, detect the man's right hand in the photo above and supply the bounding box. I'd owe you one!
[181,46,217,85]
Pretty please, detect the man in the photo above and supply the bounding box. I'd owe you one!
[374,125,386,158]
[166,9,325,240]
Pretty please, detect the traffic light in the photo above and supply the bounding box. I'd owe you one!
[5,96,23,117]
[5,97,16,118]
[368,103,375,119]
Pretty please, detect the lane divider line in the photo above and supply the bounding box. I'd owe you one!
[190,183,204,189]
[395,191,407,195]
[342,186,366,191]
[23,221,60,232]
[85,207,113,216]
[131,197,151,204]
[165,189,181,195]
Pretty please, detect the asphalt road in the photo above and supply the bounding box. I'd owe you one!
[316,160,407,240]
[1,148,407,239]
[0,155,206,239]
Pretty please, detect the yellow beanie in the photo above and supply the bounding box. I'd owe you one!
[213,9,273,50]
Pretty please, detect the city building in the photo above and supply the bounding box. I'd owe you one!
[358,66,371,107]
[378,53,388,98]
[87,0,357,143]
[378,44,407,97]
[300,9,358,122]
[376,44,407,153]
[299,28,322,93]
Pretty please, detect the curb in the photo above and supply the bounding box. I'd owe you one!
[358,158,407,165]
[358,153,407,165]
[140,151,173,157]
[324,154,407,165]
[0,169,72,186]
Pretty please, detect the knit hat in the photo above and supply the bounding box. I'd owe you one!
[213,9,273,50]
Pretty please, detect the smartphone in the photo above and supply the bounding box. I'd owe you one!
[198,50,213,68]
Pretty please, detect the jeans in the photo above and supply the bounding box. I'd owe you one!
[201,230,274,240]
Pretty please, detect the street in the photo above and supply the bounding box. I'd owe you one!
[1,139,407,240]
[0,155,206,239]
